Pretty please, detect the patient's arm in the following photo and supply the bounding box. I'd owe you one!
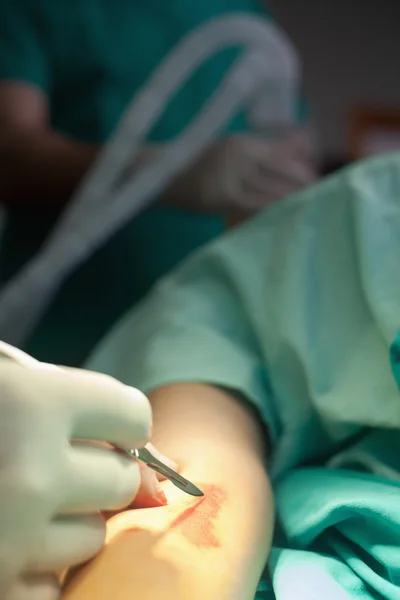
[62,383,273,600]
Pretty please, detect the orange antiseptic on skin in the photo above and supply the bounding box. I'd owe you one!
[169,484,225,548]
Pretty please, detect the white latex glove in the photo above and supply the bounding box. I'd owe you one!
[171,128,317,213]
[0,342,169,600]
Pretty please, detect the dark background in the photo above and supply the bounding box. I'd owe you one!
[268,0,400,170]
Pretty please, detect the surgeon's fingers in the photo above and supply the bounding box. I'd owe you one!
[257,158,316,187]
[129,444,179,508]
[235,164,315,209]
[129,464,168,509]
[26,514,105,573]
[61,443,141,513]
[63,368,152,449]
[233,182,290,211]
[281,128,316,160]
[103,444,178,516]
[102,462,169,519]
[6,573,60,600]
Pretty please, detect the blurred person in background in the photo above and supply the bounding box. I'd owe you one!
[0,0,316,367]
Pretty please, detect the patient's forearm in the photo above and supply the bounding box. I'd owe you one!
[151,383,273,572]
[62,384,273,599]
[149,382,268,470]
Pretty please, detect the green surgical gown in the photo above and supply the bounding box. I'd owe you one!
[87,153,400,599]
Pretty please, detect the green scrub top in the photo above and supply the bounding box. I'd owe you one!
[0,0,291,366]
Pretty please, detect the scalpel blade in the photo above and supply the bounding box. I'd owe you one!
[124,447,204,497]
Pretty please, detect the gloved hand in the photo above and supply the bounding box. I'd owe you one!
[165,128,317,213]
[0,342,168,600]
[199,129,317,212]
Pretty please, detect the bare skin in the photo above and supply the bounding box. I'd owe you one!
[0,82,98,206]
[61,383,274,600]
[0,82,209,210]
[0,82,187,208]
